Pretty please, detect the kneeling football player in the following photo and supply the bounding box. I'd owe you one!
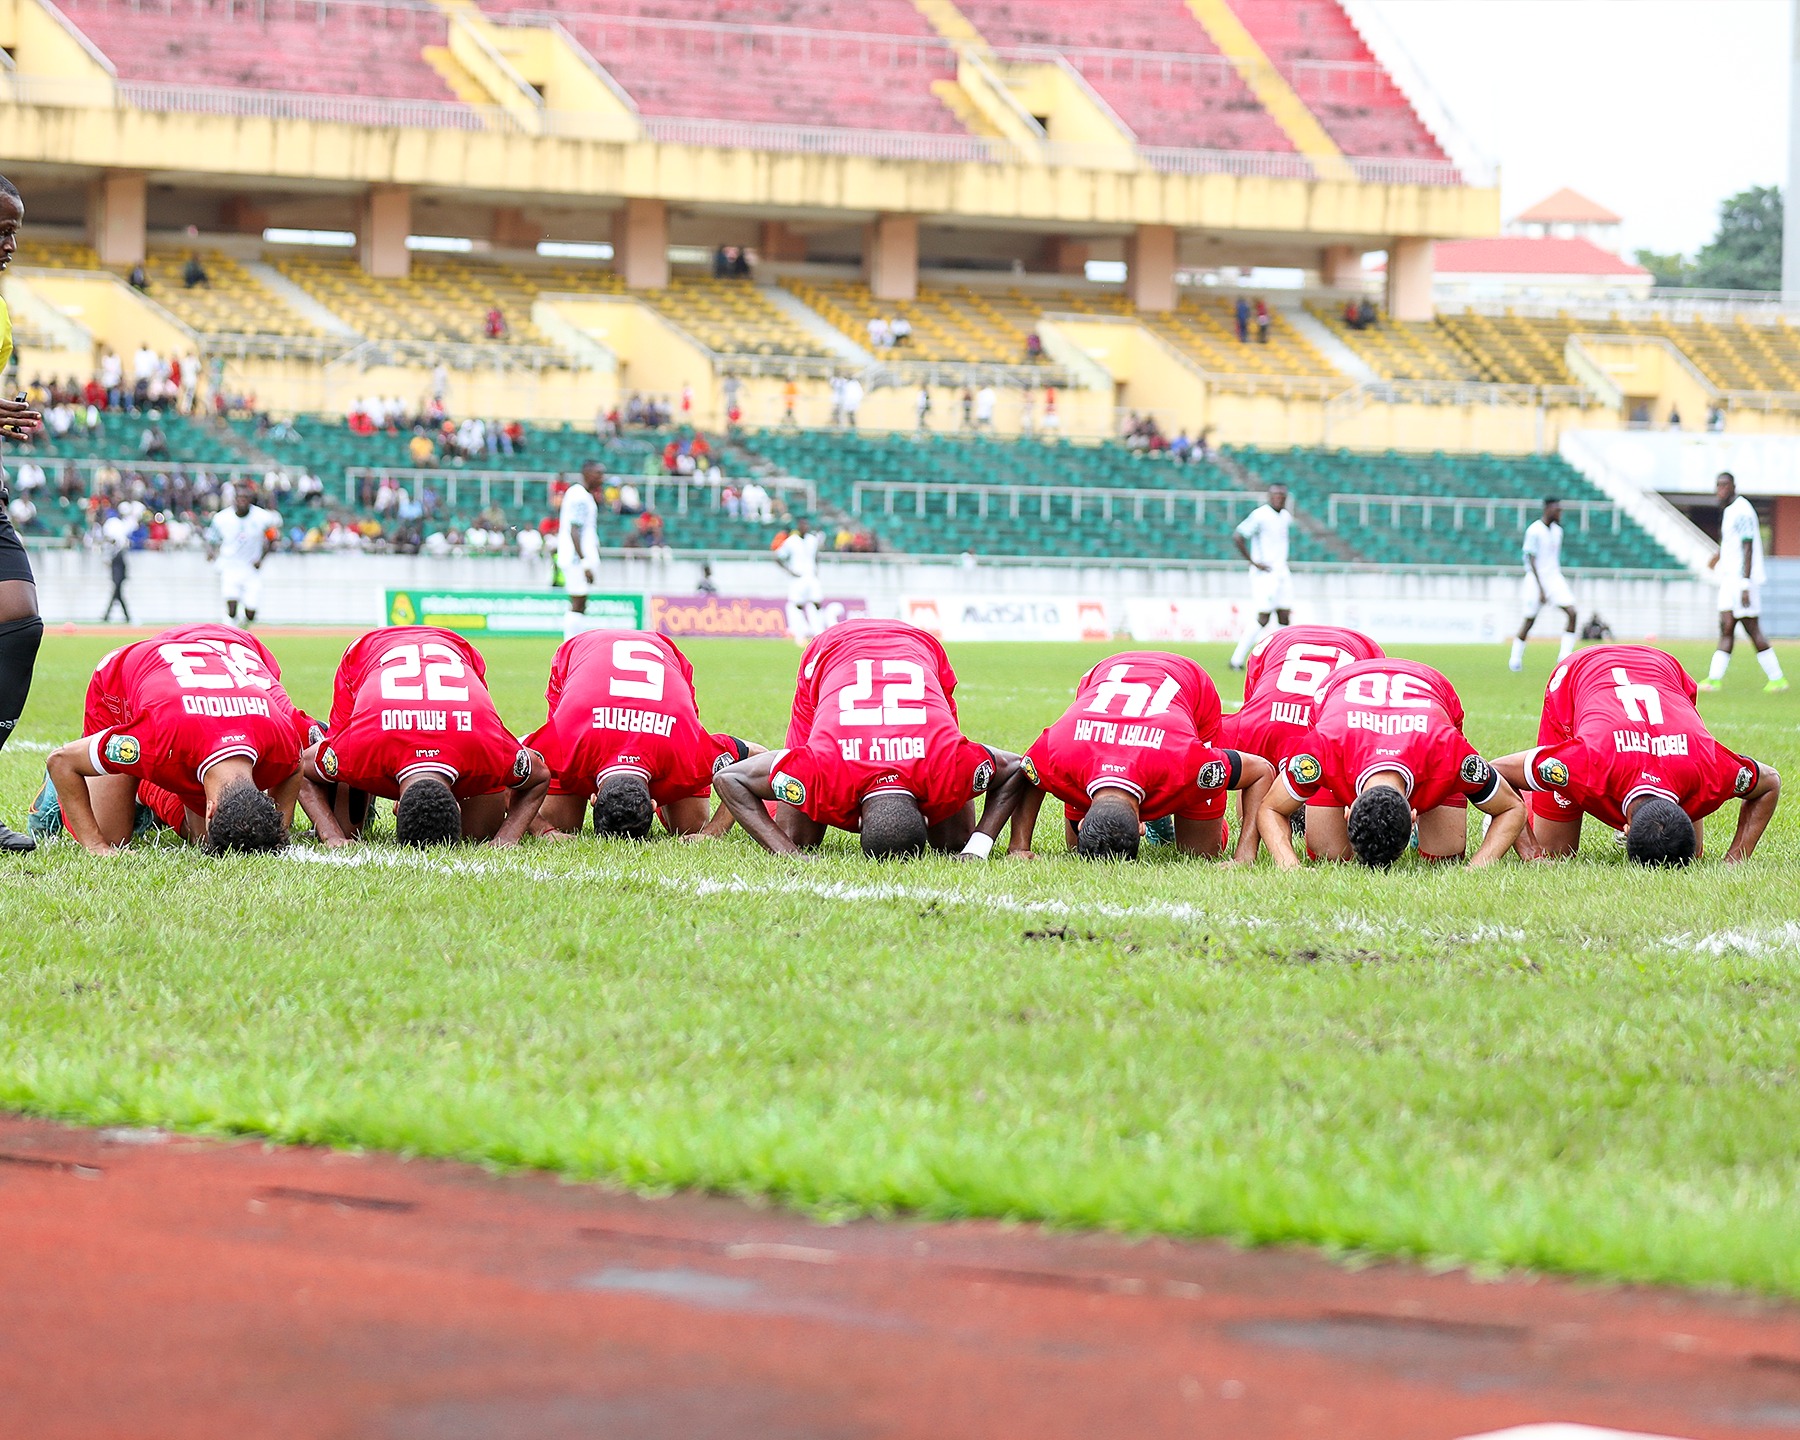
[713,618,1021,857]
[1007,650,1273,861]
[42,624,309,854]
[1220,624,1384,763]
[1491,643,1779,865]
[527,628,764,839]
[300,625,548,847]
[1257,657,1525,869]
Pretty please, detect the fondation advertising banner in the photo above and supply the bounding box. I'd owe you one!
[648,594,870,638]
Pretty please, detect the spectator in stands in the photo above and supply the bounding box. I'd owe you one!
[783,378,799,426]
[183,253,209,288]
[1358,298,1378,330]
[868,316,890,350]
[128,261,148,292]
[139,419,168,461]
[1196,426,1216,463]
[841,375,863,430]
[721,374,742,424]
[695,561,718,596]
[975,384,996,432]
[1170,430,1192,462]
[1708,404,1726,433]
[625,393,647,427]
[961,386,974,430]
[133,342,158,390]
[1667,405,1682,430]
[99,349,123,408]
[1042,385,1060,432]
[6,492,34,533]
[740,481,772,524]
[1025,331,1043,361]
[720,484,740,520]
[1254,299,1271,345]
[44,402,71,440]
[891,315,912,347]
[680,383,693,422]
[712,244,730,279]
[915,384,932,433]
[484,307,507,340]
[617,481,642,516]
[829,374,845,427]
[1234,295,1250,343]
[1343,298,1362,330]
[733,247,753,280]
[631,510,666,551]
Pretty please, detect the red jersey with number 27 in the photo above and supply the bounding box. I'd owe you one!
[527,630,741,801]
[1221,625,1384,763]
[772,619,993,830]
[318,626,529,800]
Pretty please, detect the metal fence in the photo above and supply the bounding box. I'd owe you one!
[1325,493,1623,534]
[344,466,816,517]
[850,481,1254,525]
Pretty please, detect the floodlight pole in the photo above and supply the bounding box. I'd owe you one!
[1787,0,1800,301]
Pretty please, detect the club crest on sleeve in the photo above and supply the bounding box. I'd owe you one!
[307,723,324,746]
[1459,754,1492,788]
[972,759,994,795]
[103,733,140,767]
[1735,765,1757,797]
[1537,755,1570,790]
[319,745,339,780]
[1289,753,1322,787]
[712,750,733,775]
[773,773,806,806]
[1196,759,1228,790]
[512,749,533,783]
[1021,754,1039,786]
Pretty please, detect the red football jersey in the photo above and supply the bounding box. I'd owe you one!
[527,630,742,802]
[1524,645,1758,829]
[318,626,530,800]
[1280,659,1494,812]
[82,623,303,815]
[1221,626,1385,762]
[1026,652,1238,823]
[772,619,993,829]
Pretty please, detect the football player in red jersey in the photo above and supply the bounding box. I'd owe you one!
[42,624,309,854]
[1257,657,1525,869]
[299,626,548,847]
[1006,650,1273,861]
[527,629,764,839]
[713,618,1021,857]
[1492,644,1779,865]
[1220,624,1385,764]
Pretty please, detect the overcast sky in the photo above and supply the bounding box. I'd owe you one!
[1366,0,1790,258]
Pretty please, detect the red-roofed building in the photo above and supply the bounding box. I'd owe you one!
[1431,235,1651,302]
[1509,188,1624,250]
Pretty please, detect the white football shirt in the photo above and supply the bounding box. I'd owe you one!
[1720,495,1766,583]
[1522,519,1564,579]
[209,507,273,569]
[558,483,599,562]
[1236,505,1292,570]
[776,529,822,581]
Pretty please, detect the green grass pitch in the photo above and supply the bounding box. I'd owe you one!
[4,631,1799,1295]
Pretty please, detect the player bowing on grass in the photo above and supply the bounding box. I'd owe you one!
[527,628,763,839]
[1006,651,1273,862]
[713,618,1021,858]
[300,626,548,847]
[1491,644,1779,866]
[41,624,310,854]
[1257,658,1525,870]
[1219,624,1384,766]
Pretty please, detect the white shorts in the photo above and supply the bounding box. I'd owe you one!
[1521,571,1575,616]
[560,553,591,597]
[1718,577,1761,618]
[219,565,262,609]
[1249,567,1293,615]
[788,577,824,607]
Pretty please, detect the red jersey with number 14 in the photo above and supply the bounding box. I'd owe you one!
[318,626,529,800]
[1221,625,1384,763]
[772,619,993,829]
[527,630,741,801]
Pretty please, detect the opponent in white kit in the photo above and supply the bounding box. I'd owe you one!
[1700,471,1786,693]
[557,463,605,640]
[206,488,275,627]
[1509,496,1577,671]
[1228,484,1293,671]
[775,515,825,644]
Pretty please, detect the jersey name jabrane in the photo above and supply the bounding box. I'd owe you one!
[1026,651,1237,822]
[527,630,741,802]
[772,619,993,829]
[1525,644,1756,828]
[319,626,530,799]
[1222,626,1384,762]
[1281,658,1495,811]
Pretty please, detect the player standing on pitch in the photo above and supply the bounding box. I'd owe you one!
[1492,644,1779,865]
[557,462,605,640]
[774,515,824,644]
[713,618,1021,857]
[1228,485,1293,671]
[206,486,276,627]
[1510,496,1578,671]
[527,628,763,839]
[1699,472,1786,693]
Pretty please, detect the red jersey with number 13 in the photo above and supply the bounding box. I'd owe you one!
[1221,625,1384,763]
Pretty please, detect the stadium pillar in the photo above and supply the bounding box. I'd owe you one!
[85,172,145,268]
[1043,237,1090,275]
[614,199,669,290]
[864,214,919,302]
[491,208,542,251]
[1126,224,1176,312]
[219,196,270,236]
[759,221,808,262]
[359,186,411,279]
[1320,244,1363,290]
[1385,237,1435,322]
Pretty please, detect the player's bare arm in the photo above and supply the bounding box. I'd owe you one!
[955,749,1024,861]
[1226,753,1276,864]
[45,741,121,854]
[1490,751,1576,861]
[1467,773,1526,868]
[268,768,303,832]
[492,751,550,848]
[1724,763,1779,863]
[1256,781,1308,871]
[1004,778,1047,859]
[686,739,768,841]
[298,742,355,847]
[1232,532,1269,572]
[714,750,806,855]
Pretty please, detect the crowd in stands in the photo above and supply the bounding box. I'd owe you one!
[1233,296,1273,345]
[128,252,210,293]
[866,314,914,350]
[1342,298,1380,331]
[346,395,532,464]
[1120,411,1216,462]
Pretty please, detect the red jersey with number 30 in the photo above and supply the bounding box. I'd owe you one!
[83,624,306,820]
[1026,652,1238,823]
[1221,625,1384,763]
[1281,659,1496,812]
[527,630,741,802]
[318,626,529,799]
[1524,645,1757,829]
[772,620,993,830]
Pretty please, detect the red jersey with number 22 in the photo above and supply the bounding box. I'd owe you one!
[772,619,993,830]
[318,626,528,800]
[1221,625,1384,763]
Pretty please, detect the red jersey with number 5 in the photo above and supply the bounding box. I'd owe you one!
[1026,652,1238,823]
[1280,659,1496,812]
[772,619,993,829]
[1523,644,1757,829]
[318,626,528,799]
[527,630,742,801]
[82,623,305,817]
[1221,626,1384,763]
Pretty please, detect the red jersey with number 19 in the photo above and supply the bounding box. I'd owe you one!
[772,619,993,829]
[318,626,530,800]
[527,630,742,802]
[1220,626,1384,763]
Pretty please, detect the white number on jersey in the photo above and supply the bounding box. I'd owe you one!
[379,642,471,703]
[839,659,928,726]
[1342,670,1433,710]
[1084,665,1180,718]
[158,639,275,691]
[1272,644,1354,699]
[609,639,668,702]
[1611,667,1664,726]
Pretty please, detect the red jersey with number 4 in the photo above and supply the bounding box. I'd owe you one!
[527,630,742,801]
[82,623,305,820]
[773,619,993,829]
[1221,626,1384,763]
[1280,658,1496,812]
[1524,645,1757,829]
[1026,652,1238,823]
[318,626,529,800]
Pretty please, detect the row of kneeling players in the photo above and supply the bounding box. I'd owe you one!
[32,618,1780,867]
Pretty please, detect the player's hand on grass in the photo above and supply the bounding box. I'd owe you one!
[679,831,715,844]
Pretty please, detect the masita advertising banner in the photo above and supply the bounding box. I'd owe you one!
[385,589,643,636]
[904,594,1110,642]
[649,594,869,638]
[1122,597,1251,644]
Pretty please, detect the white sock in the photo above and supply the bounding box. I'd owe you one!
[563,611,586,640]
[1558,628,1577,659]
[785,601,809,640]
[1708,649,1730,682]
[1509,638,1526,669]
[1758,647,1784,681]
[1230,623,1261,668]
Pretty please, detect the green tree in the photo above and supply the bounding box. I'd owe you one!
[1633,248,1692,289]
[1689,185,1782,292]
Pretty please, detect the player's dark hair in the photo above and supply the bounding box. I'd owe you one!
[593,773,655,839]
[860,792,928,859]
[201,780,286,854]
[1346,786,1412,868]
[1625,796,1696,867]
[1076,796,1141,861]
[0,174,20,206]
[395,777,463,847]
[1543,495,1560,509]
